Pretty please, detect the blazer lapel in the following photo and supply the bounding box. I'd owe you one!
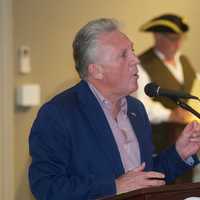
[127,106,145,164]
[76,81,124,177]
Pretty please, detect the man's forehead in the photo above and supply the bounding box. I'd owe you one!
[164,33,183,40]
[100,31,132,45]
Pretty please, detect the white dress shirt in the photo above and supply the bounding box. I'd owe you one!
[88,82,141,172]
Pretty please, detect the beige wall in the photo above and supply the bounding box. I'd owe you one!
[13,0,200,199]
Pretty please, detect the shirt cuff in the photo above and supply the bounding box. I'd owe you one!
[184,156,195,166]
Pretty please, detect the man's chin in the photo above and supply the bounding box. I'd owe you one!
[128,85,138,95]
[131,84,138,92]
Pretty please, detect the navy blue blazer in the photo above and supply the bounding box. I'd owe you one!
[29,80,197,200]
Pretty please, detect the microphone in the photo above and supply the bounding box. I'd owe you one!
[144,82,199,100]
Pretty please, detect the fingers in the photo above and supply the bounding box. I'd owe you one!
[183,122,195,135]
[184,121,200,135]
[144,178,166,187]
[115,169,166,195]
[133,162,145,172]
[187,121,200,142]
[191,121,200,132]
[176,121,200,160]
[136,171,166,188]
[131,164,165,180]
[145,171,165,179]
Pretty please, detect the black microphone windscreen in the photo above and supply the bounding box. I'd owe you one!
[144,82,159,97]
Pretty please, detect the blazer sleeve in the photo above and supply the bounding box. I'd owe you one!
[152,144,199,183]
[133,97,199,183]
[29,103,116,200]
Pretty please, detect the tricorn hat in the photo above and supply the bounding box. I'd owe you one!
[140,13,189,34]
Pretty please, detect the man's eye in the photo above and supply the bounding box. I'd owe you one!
[121,51,127,58]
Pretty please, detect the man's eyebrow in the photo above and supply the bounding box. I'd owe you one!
[121,48,128,55]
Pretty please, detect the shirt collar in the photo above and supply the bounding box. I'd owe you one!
[87,81,127,115]
[154,48,181,63]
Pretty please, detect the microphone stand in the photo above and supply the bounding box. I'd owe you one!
[171,98,200,119]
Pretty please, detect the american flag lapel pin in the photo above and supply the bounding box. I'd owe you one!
[130,112,136,117]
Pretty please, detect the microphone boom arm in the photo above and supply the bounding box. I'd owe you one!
[171,98,200,119]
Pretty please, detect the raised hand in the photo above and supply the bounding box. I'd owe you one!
[176,121,200,160]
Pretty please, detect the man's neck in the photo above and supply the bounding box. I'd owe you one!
[87,79,122,118]
[154,48,177,66]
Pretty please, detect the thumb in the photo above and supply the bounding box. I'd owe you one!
[182,122,195,135]
[133,162,145,172]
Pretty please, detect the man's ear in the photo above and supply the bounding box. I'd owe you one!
[88,64,104,80]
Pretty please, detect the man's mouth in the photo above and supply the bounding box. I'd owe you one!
[133,72,139,78]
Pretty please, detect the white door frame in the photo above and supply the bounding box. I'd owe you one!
[0,0,14,199]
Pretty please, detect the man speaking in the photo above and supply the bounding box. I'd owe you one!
[29,18,200,200]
